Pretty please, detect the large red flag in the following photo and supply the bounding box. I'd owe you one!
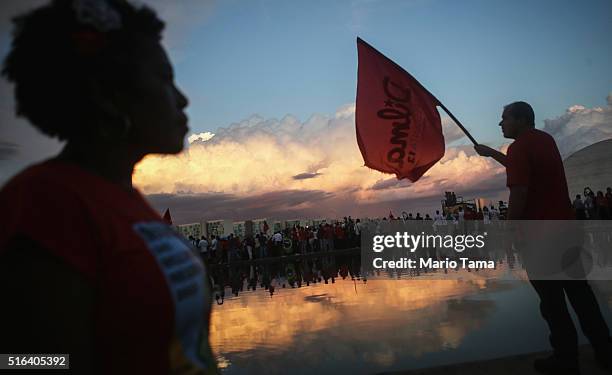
[356,38,445,182]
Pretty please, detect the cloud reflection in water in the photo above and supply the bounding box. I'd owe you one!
[210,279,511,373]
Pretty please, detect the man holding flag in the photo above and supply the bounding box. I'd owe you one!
[356,37,611,374]
[474,102,612,374]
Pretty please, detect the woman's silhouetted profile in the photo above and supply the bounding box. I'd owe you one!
[0,1,218,373]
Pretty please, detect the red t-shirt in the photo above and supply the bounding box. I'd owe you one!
[506,128,572,219]
[0,160,217,374]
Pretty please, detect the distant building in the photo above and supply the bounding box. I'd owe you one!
[251,218,268,234]
[204,220,233,238]
[284,219,300,229]
[272,221,282,233]
[233,221,246,238]
[564,139,612,199]
[300,219,313,228]
[176,222,202,239]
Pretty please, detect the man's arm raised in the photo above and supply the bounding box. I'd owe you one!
[474,144,507,167]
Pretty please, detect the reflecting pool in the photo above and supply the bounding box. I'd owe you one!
[209,252,612,374]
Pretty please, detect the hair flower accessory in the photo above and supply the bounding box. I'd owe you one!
[73,0,122,32]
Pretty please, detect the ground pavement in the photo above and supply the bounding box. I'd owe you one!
[382,345,609,375]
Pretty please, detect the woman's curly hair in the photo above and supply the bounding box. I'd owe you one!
[2,0,165,141]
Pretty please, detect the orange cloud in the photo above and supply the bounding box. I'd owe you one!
[134,104,507,215]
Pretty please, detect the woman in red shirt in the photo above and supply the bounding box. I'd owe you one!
[0,1,217,373]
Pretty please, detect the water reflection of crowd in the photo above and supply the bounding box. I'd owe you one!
[207,218,612,302]
[209,252,366,302]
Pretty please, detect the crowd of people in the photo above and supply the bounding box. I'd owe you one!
[187,185,611,265]
[189,217,363,264]
[397,205,504,222]
[572,187,612,220]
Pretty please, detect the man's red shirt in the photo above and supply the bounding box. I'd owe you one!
[506,128,573,219]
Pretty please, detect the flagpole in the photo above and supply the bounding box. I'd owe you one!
[437,103,478,146]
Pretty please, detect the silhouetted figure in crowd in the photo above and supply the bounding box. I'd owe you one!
[595,191,609,219]
[573,194,586,220]
[584,187,596,219]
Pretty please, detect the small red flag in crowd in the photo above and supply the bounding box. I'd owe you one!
[163,208,172,225]
[356,38,445,182]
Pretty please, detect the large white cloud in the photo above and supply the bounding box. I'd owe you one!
[544,93,612,159]
[137,94,612,222]
[134,104,507,222]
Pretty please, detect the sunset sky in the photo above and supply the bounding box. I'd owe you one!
[1,0,611,223]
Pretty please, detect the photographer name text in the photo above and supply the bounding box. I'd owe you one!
[372,257,495,269]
